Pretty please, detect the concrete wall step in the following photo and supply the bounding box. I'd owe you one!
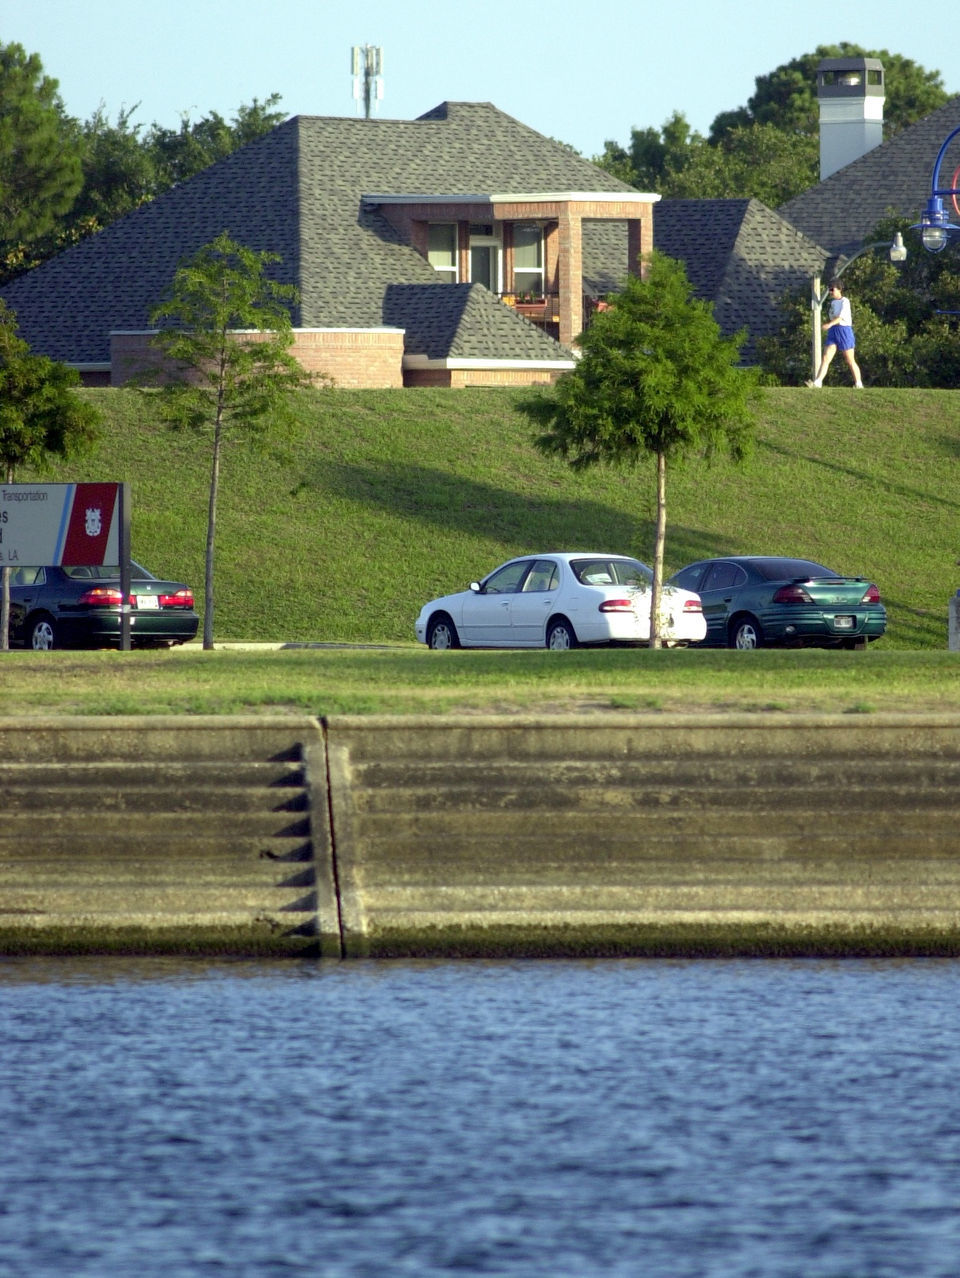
[2,786,308,814]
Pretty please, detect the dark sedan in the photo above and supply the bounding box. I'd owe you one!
[666,556,886,650]
[7,561,199,650]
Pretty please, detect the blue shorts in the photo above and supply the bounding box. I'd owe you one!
[825,324,855,352]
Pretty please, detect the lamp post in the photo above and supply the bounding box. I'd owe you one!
[916,124,960,252]
[810,233,907,379]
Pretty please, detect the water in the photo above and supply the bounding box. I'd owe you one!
[1,958,959,1277]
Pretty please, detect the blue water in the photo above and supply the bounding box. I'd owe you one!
[1,958,959,1277]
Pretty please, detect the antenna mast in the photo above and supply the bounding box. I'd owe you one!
[351,45,384,119]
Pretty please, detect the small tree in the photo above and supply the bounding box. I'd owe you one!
[519,252,760,647]
[148,232,319,649]
[0,301,100,648]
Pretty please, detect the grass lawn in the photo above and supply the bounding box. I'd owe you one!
[13,385,960,651]
[2,645,960,717]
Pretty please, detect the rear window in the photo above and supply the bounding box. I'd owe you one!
[572,557,652,586]
[753,559,837,581]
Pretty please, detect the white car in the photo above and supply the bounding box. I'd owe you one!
[414,552,706,650]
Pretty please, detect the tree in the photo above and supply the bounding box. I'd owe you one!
[0,42,82,266]
[518,253,759,647]
[710,44,948,143]
[597,46,947,206]
[145,95,285,191]
[147,232,321,649]
[756,216,960,387]
[0,302,100,648]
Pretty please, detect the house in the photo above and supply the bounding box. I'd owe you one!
[0,102,657,389]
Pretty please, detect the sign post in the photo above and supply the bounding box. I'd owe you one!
[0,482,132,650]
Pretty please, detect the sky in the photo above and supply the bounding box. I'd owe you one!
[2,0,957,159]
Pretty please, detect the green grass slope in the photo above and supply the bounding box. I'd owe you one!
[22,386,960,648]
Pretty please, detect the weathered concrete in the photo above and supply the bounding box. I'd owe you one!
[3,713,960,957]
[0,716,340,957]
[324,714,960,958]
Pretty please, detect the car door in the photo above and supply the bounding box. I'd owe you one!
[507,559,560,644]
[7,566,44,643]
[459,559,530,645]
[696,561,748,643]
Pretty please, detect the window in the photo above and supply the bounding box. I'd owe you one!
[427,224,457,282]
[522,560,559,592]
[482,560,530,594]
[513,223,543,297]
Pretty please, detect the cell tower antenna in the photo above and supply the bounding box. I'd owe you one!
[351,45,384,119]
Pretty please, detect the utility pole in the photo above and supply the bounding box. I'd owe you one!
[351,46,384,119]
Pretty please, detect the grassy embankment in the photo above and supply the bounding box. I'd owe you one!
[2,384,959,716]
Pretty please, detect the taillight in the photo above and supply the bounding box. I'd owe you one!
[158,589,194,607]
[78,587,124,606]
[772,584,813,604]
[599,598,634,613]
[682,598,703,613]
[860,584,881,604]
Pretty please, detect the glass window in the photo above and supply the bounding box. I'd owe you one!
[427,224,457,281]
[701,562,747,591]
[513,224,543,297]
[521,560,559,592]
[482,560,530,594]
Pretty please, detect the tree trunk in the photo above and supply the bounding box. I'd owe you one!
[648,448,667,649]
[203,414,222,650]
[0,463,12,651]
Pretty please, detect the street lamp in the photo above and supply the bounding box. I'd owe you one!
[916,124,960,252]
[810,233,907,379]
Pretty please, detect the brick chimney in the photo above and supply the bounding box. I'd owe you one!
[817,56,884,180]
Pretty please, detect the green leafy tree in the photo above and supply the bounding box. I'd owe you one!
[757,217,960,387]
[0,301,100,648]
[519,253,759,646]
[710,44,948,143]
[598,47,946,205]
[0,42,82,268]
[146,95,285,191]
[147,232,322,649]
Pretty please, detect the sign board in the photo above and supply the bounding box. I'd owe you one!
[0,483,121,566]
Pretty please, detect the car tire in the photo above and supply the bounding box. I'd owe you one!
[546,618,578,650]
[29,615,57,651]
[427,614,460,650]
[729,616,763,650]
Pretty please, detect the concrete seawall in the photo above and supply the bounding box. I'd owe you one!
[3,713,960,957]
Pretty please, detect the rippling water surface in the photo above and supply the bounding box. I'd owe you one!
[2,957,959,1277]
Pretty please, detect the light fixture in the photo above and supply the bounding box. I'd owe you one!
[888,231,908,262]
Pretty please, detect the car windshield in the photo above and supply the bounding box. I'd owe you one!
[752,559,837,581]
[571,557,652,586]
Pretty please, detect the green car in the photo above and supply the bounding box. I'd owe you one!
[666,556,887,650]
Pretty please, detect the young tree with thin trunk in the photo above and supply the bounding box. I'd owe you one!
[148,232,320,649]
[520,252,760,647]
[0,302,100,649]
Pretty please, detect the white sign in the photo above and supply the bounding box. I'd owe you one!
[0,483,120,566]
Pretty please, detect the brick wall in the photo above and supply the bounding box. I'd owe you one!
[111,329,406,390]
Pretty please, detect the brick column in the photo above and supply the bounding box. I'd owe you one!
[558,209,583,347]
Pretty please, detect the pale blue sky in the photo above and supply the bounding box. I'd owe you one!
[3,0,956,159]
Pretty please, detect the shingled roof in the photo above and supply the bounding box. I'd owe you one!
[654,199,829,361]
[779,94,960,255]
[0,102,633,372]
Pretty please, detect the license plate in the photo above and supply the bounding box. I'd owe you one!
[834,614,855,629]
[136,595,160,610]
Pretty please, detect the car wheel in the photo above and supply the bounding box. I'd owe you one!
[427,614,460,650]
[30,615,57,651]
[546,618,578,650]
[729,616,763,650]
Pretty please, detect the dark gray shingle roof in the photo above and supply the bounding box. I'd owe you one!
[655,199,828,360]
[778,94,960,254]
[1,102,633,369]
